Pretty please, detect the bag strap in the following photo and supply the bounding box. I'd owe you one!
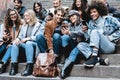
[46,53,56,66]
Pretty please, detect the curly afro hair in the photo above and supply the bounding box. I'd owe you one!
[87,1,108,17]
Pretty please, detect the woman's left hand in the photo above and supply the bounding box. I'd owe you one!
[82,25,88,32]
[61,27,70,35]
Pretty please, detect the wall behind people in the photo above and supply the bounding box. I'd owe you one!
[0,0,13,23]
[21,0,120,10]
[0,0,120,12]
[22,0,73,9]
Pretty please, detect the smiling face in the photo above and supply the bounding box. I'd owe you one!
[24,12,31,23]
[69,14,78,24]
[90,8,100,20]
[53,0,61,8]
[75,0,82,8]
[10,10,17,22]
[34,3,41,12]
[54,10,64,23]
[14,0,22,9]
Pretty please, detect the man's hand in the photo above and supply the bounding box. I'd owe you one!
[49,49,54,54]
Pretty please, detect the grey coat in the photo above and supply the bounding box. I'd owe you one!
[18,21,44,56]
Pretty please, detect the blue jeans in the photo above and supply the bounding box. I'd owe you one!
[1,46,11,63]
[61,35,76,49]
[90,30,115,54]
[11,41,36,63]
[61,35,70,47]
[36,33,61,55]
[68,42,92,62]
[67,30,116,62]
[1,45,25,63]
[0,43,7,54]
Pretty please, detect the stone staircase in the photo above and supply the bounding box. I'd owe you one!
[0,45,120,80]
[0,0,120,79]
[66,45,120,78]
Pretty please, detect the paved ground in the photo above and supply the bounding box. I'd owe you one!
[0,73,120,80]
[66,77,120,80]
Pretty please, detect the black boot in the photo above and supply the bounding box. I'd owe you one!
[21,63,33,76]
[60,59,73,79]
[61,45,71,64]
[63,45,71,59]
[0,61,7,74]
[9,63,18,75]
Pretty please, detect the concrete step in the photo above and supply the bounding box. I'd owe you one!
[75,45,120,65]
[101,54,120,65]
[3,45,120,79]
[0,73,60,80]
[75,53,120,65]
[5,53,120,73]
[5,63,26,73]
[58,64,120,78]
[4,63,120,78]
[0,73,120,80]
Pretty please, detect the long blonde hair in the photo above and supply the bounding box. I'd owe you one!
[24,9,38,26]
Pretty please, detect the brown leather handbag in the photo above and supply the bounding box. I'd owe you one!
[32,53,59,77]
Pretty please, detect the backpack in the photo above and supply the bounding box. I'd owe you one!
[32,53,59,77]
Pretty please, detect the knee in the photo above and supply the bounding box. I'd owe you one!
[53,33,61,40]
[77,42,86,50]
[36,34,43,41]
[26,41,33,46]
[62,35,69,40]
[91,29,98,35]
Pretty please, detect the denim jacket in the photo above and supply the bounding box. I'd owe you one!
[88,16,120,43]
[69,23,83,39]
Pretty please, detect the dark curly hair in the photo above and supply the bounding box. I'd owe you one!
[87,1,108,17]
[71,0,90,22]
[71,0,87,11]
[4,8,22,30]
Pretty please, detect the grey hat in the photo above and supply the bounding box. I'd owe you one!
[68,10,80,17]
